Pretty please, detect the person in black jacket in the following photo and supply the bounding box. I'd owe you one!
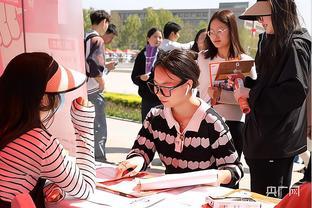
[131,28,163,122]
[231,0,311,198]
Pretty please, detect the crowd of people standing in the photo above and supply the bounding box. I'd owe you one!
[123,0,311,201]
[0,0,310,207]
[84,0,311,202]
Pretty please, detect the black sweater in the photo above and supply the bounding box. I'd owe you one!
[244,29,311,159]
[131,47,161,104]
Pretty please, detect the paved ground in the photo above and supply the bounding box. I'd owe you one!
[103,62,306,191]
[104,62,138,95]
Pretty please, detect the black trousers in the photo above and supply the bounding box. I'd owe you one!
[225,121,244,160]
[246,157,294,198]
[225,120,244,189]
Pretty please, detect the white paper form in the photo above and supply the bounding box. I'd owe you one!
[138,169,218,191]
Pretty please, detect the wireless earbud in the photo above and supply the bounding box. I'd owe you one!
[185,84,190,96]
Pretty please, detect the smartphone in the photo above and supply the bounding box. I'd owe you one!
[114,61,118,66]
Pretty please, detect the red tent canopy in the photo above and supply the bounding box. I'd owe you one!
[112,48,124,54]
[123,49,136,54]
[105,48,114,54]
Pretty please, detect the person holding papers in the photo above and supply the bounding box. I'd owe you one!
[131,27,163,122]
[197,9,256,166]
[117,49,243,188]
[0,53,95,207]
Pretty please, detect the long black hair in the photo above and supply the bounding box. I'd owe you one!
[146,27,162,44]
[204,10,245,60]
[191,28,207,52]
[0,53,60,150]
[265,0,300,56]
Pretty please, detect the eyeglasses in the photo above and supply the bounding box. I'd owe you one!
[147,80,187,97]
[207,28,228,38]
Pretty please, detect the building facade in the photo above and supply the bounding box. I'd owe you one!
[111,2,249,27]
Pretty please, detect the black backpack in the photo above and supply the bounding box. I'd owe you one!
[84,33,99,77]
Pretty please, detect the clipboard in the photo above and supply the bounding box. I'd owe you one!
[213,59,254,81]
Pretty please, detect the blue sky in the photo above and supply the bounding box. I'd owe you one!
[82,0,311,33]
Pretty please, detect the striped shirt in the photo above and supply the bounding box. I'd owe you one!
[127,100,243,187]
[0,100,96,202]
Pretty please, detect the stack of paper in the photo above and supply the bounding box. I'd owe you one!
[137,169,218,191]
[96,166,218,198]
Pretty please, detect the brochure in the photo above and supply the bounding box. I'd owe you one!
[208,60,254,90]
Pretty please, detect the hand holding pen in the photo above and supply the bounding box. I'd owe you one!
[115,156,145,178]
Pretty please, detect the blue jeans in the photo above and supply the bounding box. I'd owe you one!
[88,92,107,162]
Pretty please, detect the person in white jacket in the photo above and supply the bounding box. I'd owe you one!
[197,10,256,188]
[159,21,194,52]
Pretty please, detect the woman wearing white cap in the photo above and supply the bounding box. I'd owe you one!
[0,52,95,207]
[230,0,311,198]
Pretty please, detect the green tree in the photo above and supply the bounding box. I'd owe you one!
[197,20,208,32]
[109,12,123,49]
[179,22,196,43]
[238,26,259,58]
[157,9,181,30]
[82,8,214,50]
[140,8,160,47]
[142,8,159,31]
[137,9,185,49]
[83,8,93,32]
[119,15,142,49]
